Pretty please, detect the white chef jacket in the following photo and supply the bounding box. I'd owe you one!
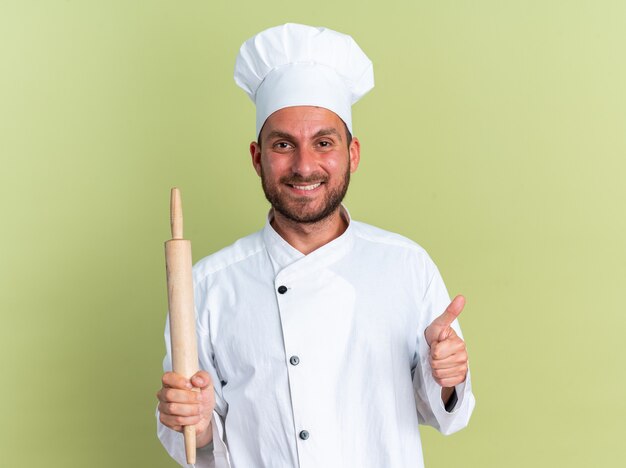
[157,208,475,468]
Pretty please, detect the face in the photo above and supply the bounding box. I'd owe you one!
[250,106,360,224]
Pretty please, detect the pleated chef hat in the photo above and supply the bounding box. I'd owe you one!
[234,23,374,137]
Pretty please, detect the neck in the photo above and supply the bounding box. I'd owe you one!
[270,207,348,255]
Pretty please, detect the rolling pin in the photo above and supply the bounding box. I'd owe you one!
[165,187,199,465]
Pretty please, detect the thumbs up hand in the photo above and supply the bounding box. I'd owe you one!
[424,295,469,388]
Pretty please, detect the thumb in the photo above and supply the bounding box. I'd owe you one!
[435,295,466,329]
[425,295,465,344]
[191,370,213,390]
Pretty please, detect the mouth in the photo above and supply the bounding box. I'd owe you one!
[289,182,322,191]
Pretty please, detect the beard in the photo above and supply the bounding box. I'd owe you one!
[260,166,351,224]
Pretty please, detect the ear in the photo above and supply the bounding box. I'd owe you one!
[250,141,262,177]
[349,137,361,173]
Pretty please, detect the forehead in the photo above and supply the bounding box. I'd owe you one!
[261,106,345,138]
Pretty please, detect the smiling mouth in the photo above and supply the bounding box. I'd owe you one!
[289,182,322,191]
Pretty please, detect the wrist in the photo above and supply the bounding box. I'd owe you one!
[441,387,458,412]
[196,423,213,448]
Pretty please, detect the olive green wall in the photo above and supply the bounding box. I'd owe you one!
[1,1,624,466]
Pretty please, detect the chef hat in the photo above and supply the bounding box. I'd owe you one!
[234,23,374,137]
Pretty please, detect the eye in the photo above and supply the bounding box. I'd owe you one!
[317,140,334,149]
[273,141,293,151]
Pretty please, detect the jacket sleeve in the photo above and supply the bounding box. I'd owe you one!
[411,257,476,435]
[156,275,232,467]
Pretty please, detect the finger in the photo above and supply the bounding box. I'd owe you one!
[432,364,468,380]
[191,370,213,390]
[162,372,193,390]
[430,354,468,372]
[430,336,465,360]
[159,411,202,428]
[157,387,204,404]
[159,411,183,431]
[437,375,467,388]
[438,325,460,342]
[432,295,465,330]
[159,400,201,417]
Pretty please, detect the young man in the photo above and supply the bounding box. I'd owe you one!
[157,23,475,468]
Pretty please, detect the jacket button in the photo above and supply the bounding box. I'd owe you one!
[289,355,300,366]
[277,285,288,294]
[299,430,309,440]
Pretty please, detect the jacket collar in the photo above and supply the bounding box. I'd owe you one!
[262,205,355,277]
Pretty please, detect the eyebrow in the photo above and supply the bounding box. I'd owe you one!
[264,127,343,143]
[313,128,343,141]
[265,130,295,142]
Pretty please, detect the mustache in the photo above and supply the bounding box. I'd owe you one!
[280,174,328,185]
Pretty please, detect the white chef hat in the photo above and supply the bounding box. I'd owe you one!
[234,23,374,137]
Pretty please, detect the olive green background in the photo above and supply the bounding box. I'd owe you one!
[1,1,624,467]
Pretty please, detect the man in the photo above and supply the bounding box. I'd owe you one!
[157,23,475,468]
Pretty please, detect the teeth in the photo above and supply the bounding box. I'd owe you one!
[292,183,321,191]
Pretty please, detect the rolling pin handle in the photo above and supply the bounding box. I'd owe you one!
[170,187,184,239]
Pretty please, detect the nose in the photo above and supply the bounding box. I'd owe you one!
[291,146,317,177]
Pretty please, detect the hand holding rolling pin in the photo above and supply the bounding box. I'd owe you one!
[157,370,215,448]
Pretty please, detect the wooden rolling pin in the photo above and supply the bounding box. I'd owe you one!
[165,187,199,465]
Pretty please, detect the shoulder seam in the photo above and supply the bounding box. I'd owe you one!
[352,225,424,252]
[194,244,266,285]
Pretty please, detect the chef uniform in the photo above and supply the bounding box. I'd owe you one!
[157,24,475,468]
